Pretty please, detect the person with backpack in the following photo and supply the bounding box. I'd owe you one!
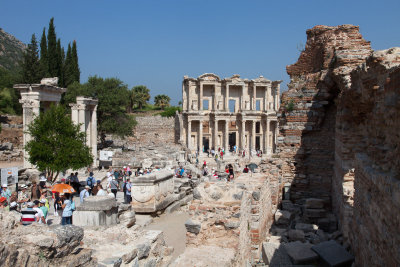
[109,176,119,198]
[80,186,90,203]
[86,172,95,195]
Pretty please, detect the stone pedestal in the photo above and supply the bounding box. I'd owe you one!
[131,170,175,213]
[74,195,118,226]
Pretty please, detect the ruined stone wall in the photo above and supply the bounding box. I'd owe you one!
[278,24,400,265]
[133,115,176,145]
[0,115,23,162]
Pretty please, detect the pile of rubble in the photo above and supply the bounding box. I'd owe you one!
[0,210,96,266]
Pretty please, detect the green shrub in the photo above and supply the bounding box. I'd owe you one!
[158,106,182,117]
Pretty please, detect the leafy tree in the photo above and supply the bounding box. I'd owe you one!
[39,28,49,77]
[0,68,21,114]
[25,105,93,182]
[47,17,58,77]
[65,76,137,145]
[154,94,171,110]
[159,106,182,117]
[21,34,42,83]
[131,85,150,110]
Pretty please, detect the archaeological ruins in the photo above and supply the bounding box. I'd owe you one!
[178,73,281,155]
[0,24,399,267]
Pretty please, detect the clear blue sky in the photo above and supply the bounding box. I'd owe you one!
[2,0,399,105]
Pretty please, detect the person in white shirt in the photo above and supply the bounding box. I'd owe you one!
[96,184,107,196]
[33,200,45,224]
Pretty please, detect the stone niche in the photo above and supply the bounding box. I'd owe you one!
[74,195,118,226]
[131,170,175,213]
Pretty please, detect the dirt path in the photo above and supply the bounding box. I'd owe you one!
[144,211,190,261]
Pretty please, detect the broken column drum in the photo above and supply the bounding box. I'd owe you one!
[130,170,175,213]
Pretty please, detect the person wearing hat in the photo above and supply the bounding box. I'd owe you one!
[18,185,30,208]
[39,190,49,210]
[1,184,11,202]
[80,185,90,203]
[39,175,47,191]
[21,202,36,225]
[86,172,95,195]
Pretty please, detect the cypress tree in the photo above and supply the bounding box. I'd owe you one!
[39,28,49,77]
[56,39,64,86]
[21,34,42,83]
[47,17,58,77]
[71,40,80,83]
[64,43,74,87]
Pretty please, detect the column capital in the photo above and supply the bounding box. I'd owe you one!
[19,99,40,108]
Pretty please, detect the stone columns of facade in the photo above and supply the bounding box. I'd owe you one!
[253,86,257,110]
[225,85,230,112]
[241,120,246,150]
[70,97,98,165]
[199,83,203,111]
[241,85,245,111]
[199,120,203,152]
[225,120,229,152]
[214,119,219,149]
[187,119,192,149]
[266,119,271,155]
[91,106,97,160]
[187,81,191,111]
[19,97,40,168]
[251,120,256,151]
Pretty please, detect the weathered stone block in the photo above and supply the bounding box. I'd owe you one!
[262,242,292,266]
[312,240,354,267]
[295,222,318,232]
[185,219,201,234]
[288,229,305,242]
[304,208,326,218]
[275,209,292,225]
[284,241,319,264]
[305,198,324,209]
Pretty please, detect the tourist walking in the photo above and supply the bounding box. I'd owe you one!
[86,172,95,195]
[124,178,132,204]
[18,185,30,208]
[92,180,101,195]
[109,177,119,198]
[80,186,90,203]
[61,193,73,225]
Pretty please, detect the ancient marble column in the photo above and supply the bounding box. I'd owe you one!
[225,85,230,112]
[241,120,246,150]
[251,120,256,151]
[253,86,257,110]
[199,83,203,111]
[225,120,229,152]
[19,97,40,168]
[214,119,219,149]
[91,106,97,161]
[187,119,192,149]
[266,119,270,155]
[199,120,203,152]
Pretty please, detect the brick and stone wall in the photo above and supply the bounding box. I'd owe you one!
[277,24,400,266]
[0,115,23,162]
[133,115,176,145]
